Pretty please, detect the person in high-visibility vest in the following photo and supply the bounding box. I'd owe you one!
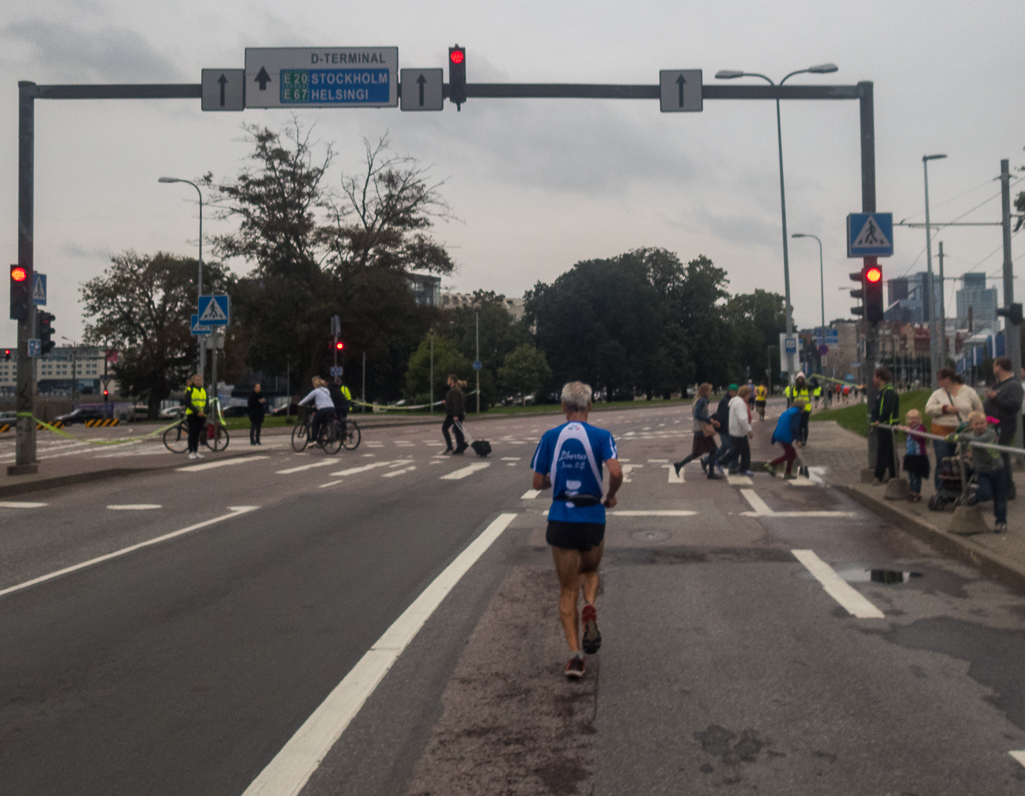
[182,374,208,460]
[871,367,900,484]
[754,382,768,421]
[784,373,814,445]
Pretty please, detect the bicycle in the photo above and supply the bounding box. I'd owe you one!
[291,411,359,453]
[162,401,230,454]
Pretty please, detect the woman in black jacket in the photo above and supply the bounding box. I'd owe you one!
[442,375,467,454]
[248,383,266,446]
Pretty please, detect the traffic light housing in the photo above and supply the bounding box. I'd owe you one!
[4,348,11,361]
[997,302,1023,326]
[864,264,884,324]
[38,311,55,356]
[448,45,466,108]
[849,271,865,317]
[10,264,30,322]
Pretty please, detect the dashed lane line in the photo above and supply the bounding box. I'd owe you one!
[501,457,521,461]
[240,512,518,796]
[0,501,47,508]
[440,462,491,480]
[521,489,541,500]
[1010,751,1025,769]
[382,466,416,478]
[107,504,161,510]
[741,489,772,515]
[0,506,260,600]
[318,481,343,489]
[176,456,269,472]
[330,461,405,477]
[276,460,338,474]
[620,464,642,483]
[612,510,697,517]
[791,549,885,619]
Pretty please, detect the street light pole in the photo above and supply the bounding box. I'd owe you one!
[716,63,838,383]
[792,232,826,366]
[922,154,947,384]
[158,177,204,380]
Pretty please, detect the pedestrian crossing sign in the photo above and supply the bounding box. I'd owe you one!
[847,213,893,257]
[197,295,229,326]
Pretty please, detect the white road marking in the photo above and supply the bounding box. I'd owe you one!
[741,489,772,515]
[276,460,337,474]
[0,506,260,600]
[742,510,856,518]
[621,464,643,483]
[787,477,816,487]
[330,461,402,477]
[666,464,683,484]
[425,442,445,446]
[240,512,518,796]
[808,466,827,485]
[177,455,269,472]
[107,504,161,510]
[441,462,491,480]
[791,549,885,619]
[647,458,669,463]
[726,474,753,486]
[501,457,521,461]
[382,466,417,478]
[613,510,697,517]
[319,480,343,489]
[510,441,526,445]
[521,489,541,499]
[0,501,47,508]
[366,442,384,448]
[1010,751,1025,769]
[619,458,631,462]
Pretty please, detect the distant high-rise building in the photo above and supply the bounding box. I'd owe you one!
[884,272,941,324]
[956,272,998,332]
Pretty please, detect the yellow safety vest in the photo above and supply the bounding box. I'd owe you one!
[755,386,767,401]
[185,386,207,416]
[787,385,813,412]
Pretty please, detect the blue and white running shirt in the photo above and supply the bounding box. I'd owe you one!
[531,421,618,524]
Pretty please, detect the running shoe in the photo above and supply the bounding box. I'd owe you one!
[673,461,684,477]
[742,470,756,477]
[564,656,585,679]
[700,459,708,475]
[581,604,601,654]
[994,522,1007,534]
[762,463,777,477]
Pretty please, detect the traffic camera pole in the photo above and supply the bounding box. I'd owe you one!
[12,82,38,474]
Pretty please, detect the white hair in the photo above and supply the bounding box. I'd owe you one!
[561,381,593,412]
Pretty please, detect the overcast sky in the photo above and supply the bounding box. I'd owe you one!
[2,0,1023,345]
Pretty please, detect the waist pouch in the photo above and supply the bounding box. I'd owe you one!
[553,493,603,507]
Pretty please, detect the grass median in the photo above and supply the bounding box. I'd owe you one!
[810,389,930,438]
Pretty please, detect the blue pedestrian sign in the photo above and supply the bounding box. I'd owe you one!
[190,314,212,335]
[847,213,894,257]
[784,337,797,354]
[32,273,46,306]
[27,339,41,358]
[197,295,229,326]
[473,360,483,370]
[329,366,343,377]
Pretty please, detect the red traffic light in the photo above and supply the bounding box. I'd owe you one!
[10,266,28,282]
[335,341,345,351]
[865,266,882,284]
[449,49,464,65]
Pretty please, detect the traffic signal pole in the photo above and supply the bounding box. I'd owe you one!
[12,82,38,474]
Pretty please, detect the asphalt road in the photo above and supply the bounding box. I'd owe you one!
[1,405,1024,795]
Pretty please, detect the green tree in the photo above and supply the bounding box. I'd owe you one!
[499,344,552,404]
[404,335,471,406]
[80,251,230,418]
[206,124,453,401]
[726,289,787,383]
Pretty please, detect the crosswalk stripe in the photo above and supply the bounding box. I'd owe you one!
[441,462,490,480]
[666,464,683,484]
[726,474,753,486]
[0,501,47,508]
[330,460,405,477]
[791,549,885,619]
[276,460,338,474]
[176,456,269,472]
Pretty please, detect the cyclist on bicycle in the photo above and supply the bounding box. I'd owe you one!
[329,376,352,424]
[298,377,336,448]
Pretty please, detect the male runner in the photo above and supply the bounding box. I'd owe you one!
[531,381,623,679]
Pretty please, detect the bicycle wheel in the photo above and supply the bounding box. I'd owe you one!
[291,422,309,452]
[163,423,189,453]
[205,424,230,452]
[341,420,361,450]
[320,422,343,454]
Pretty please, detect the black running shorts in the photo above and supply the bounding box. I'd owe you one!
[546,520,606,552]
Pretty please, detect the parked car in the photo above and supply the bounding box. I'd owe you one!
[55,407,114,426]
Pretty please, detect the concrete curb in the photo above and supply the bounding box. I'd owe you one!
[835,483,1025,596]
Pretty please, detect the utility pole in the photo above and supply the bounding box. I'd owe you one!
[999,159,1022,452]
[429,332,434,414]
[937,241,946,365]
[362,352,366,414]
[475,309,480,414]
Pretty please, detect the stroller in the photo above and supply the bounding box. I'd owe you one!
[927,454,977,512]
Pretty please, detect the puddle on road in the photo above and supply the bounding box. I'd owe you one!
[798,566,924,584]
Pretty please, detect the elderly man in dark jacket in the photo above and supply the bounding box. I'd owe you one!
[247,383,266,446]
[984,356,1024,499]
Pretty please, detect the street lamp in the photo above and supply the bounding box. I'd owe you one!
[716,63,839,381]
[792,232,826,361]
[158,176,205,378]
[922,154,947,384]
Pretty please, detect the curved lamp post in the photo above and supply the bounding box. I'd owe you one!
[158,176,205,376]
[792,232,825,356]
[715,63,839,380]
